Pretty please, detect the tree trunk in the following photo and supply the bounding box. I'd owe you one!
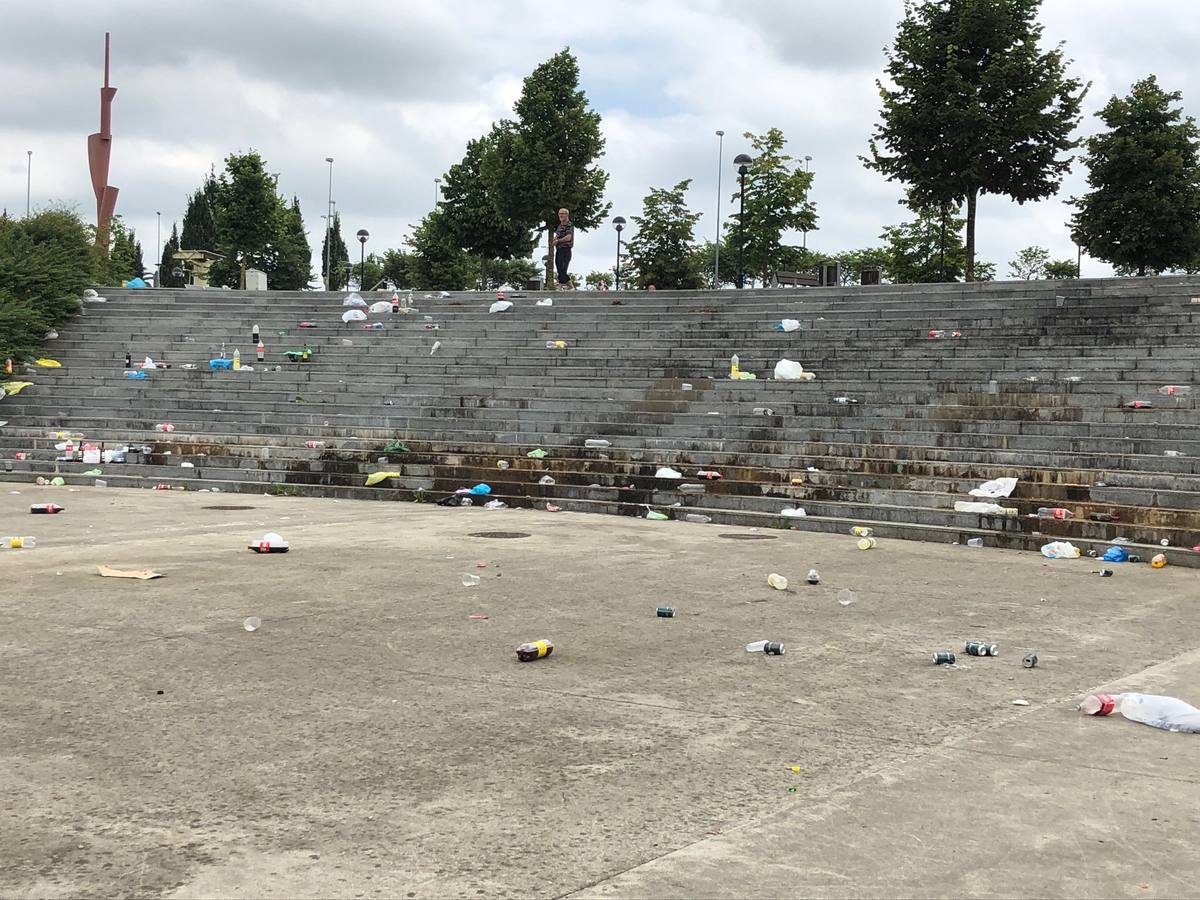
[546,226,554,288]
[480,255,486,292]
[964,189,977,282]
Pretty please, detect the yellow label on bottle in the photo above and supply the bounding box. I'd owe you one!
[533,640,549,658]
[10,537,23,548]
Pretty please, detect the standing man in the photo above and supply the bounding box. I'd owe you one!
[551,207,574,290]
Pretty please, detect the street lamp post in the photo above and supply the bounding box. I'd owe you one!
[613,216,626,290]
[1077,243,1082,279]
[802,155,812,250]
[26,150,32,216]
[155,211,161,285]
[434,177,441,207]
[733,153,752,289]
[324,157,334,290]
[714,130,724,288]
[356,228,369,290]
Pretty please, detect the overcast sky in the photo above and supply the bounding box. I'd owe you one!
[2,0,1198,286]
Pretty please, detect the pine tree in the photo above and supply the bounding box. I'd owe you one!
[159,223,182,287]
[866,0,1086,280]
[482,49,610,286]
[321,213,351,291]
[208,151,283,288]
[180,171,218,251]
[626,179,705,289]
[405,210,473,290]
[1070,75,1200,275]
[273,196,312,290]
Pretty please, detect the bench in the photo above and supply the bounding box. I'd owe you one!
[772,270,820,287]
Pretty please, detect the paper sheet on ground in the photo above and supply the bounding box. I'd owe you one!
[98,565,165,580]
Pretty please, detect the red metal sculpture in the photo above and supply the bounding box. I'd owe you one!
[87,32,118,248]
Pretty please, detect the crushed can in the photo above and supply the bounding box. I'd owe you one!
[964,640,997,657]
[1022,653,1038,669]
[516,639,554,662]
[763,642,785,655]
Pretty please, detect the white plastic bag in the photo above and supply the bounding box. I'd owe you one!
[774,359,814,381]
[489,300,513,313]
[779,319,800,332]
[369,300,391,314]
[781,507,807,517]
[141,356,156,369]
[536,298,553,307]
[655,466,683,479]
[969,476,1018,498]
[954,500,1016,515]
[342,292,367,308]
[342,309,367,323]
[1118,693,1200,733]
[1040,541,1080,559]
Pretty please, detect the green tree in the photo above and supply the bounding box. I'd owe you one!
[208,151,284,288]
[483,257,539,290]
[584,270,614,290]
[1009,245,1051,279]
[273,196,313,290]
[625,179,705,290]
[1070,75,1200,276]
[378,248,412,289]
[482,49,611,286]
[866,0,1086,280]
[157,223,183,287]
[880,203,967,283]
[974,260,997,281]
[1042,258,1079,279]
[726,128,817,285]
[441,128,537,288]
[829,247,890,285]
[180,172,218,251]
[351,253,386,291]
[104,215,141,284]
[321,213,351,291]
[405,211,474,290]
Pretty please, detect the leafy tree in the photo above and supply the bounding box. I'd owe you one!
[104,215,141,284]
[208,151,285,288]
[1042,258,1079,279]
[584,270,614,289]
[482,49,611,286]
[0,207,92,361]
[273,196,312,290]
[483,257,539,290]
[625,179,705,289]
[974,260,997,281]
[351,253,385,291]
[866,0,1086,280]
[830,247,890,285]
[157,223,184,287]
[441,128,536,288]
[405,211,474,290]
[725,128,816,285]
[180,172,218,251]
[1069,75,1200,276]
[321,213,351,291]
[378,248,412,289]
[880,203,966,283]
[1009,245,1051,280]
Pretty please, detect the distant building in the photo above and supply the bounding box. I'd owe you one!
[172,249,223,287]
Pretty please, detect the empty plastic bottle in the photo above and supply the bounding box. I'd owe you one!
[155,424,176,433]
[966,538,984,548]
[806,569,820,585]
[461,573,481,587]
[857,537,877,550]
[30,504,64,514]
[746,640,785,655]
[684,513,712,524]
[752,407,775,416]
[850,526,873,537]
[730,354,740,379]
[516,639,553,662]
[305,441,325,449]
[1123,400,1153,409]
[124,351,132,368]
[232,348,241,370]
[2,536,36,549]
[252,323,260,343]
[767,573,788,590]
[584,439,611,449]
[1157,385,1192,397]
[430,341,441,356]
[256,341,265,361]
[1081,693,1117,715]
[1036,507,1073,519]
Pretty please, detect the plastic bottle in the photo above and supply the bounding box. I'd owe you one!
[584,439,611,449]
[850,526,873,537]
[767,573,788,590]
[1151,553,1167,569]
[684,513,712,524]
[124,351,132,368]
[256,341,265,361]
[1157,385,1192,397]
[746,640,785,655]
[730,354,740,379]
[232,348,241,370]
[1,536,36,549]
[1123,400,1152,409]
[752,407,774,416]
[305,440,325,449]
[967,538,984,548]
[30,504,64,514]
[1080,693,1118,715]
[1036,507,1073,519]
[252,324,260,343]
[857,537,877,550]
[1117,693,1200,733]
[516,639,553,662]
[806,569,820,585]
[155,424,176,433]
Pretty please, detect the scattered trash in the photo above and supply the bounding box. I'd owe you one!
[781,507,806,518]
[746,640,785,655]
[469,483,492,495]
[831,396,858,404]
[545,340,567,349]
[125,370,148,379]
[1122,400,1153,410]
[774,358,814,381]
[97,565,163,580]
[545,502,562,512]
[806,569,820,585]
[1012,699,1031,706]
[850,526,873,537]
[526,448,548,459]
[1094,568,1115,577]
[430,341,441,356]
[767,573,789,590]
[681,383,693,391]
[928,330,962,339]
[342,292,367,307]
[1157,385,1192,397]
[967,538,984,548]
[497,460,510,470]
[683,513,711,524]
[655,467,683,479]
[2,536,37,549]
[774,319,801,332]
[484,499,507,509]
[656,607,675,618]
[1081,692,1200,733]
[34,358,62,368]
[696,470,722,480]
[369,300,391,314]
[243,616,261,632]
[468,614,489,621]
[383,440,411,455]
[365,471,402,487]
[857,537,878,550]
[516,639,553,662]
[30,503,64,514]
[363,322,385,331]
[1152,553,1167,568]
[584,439,611,449]
[342,309,367,323]
[752,407,775,416]
[462,573,481,587]
[969,477,1018,498]
[248,532,289,553]
[837,589,856,607]
[954,501,1015,515]
[645,509,669,520]
[1023,653,1038,668]
[1,381,33,395]
[964,640,998,657]
[538,475,555,486]
[932,651,956,665]
[489,300,513,313]
[536,298,553,307]
[1102,546,1129,563]
[1164,450,1183,457]
[1040,541,1080,559]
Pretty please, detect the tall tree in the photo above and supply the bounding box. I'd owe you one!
[208,151,284,288]
[405,210,474,290]
[1070,75,1200,276]
[1042,258,1079,279]
[1008,245,1051,279]
[321,213,351,291]
[441,128,536,288]
[158,223,183,287]
[482,49,610,286]
[180,172,218,251]
[625,179,705,289]
[880,203,967,283]
[725,128,817,285]
[866,0,1086,280]
[273,196,313,290]
[104,215,139,284]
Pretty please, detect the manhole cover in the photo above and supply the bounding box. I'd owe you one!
[469,531,532,539]
[718,533,778,541]
[203,505,257,511]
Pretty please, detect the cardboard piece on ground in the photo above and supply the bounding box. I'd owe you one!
[98,564,165,580]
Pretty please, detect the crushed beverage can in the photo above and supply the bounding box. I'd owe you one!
[1023,653,1038,669]
[764,642,785,655]
[516,639,554,662]
[1097,569,1114,577]
[964,640,997,657]
[932,651,956,666]
[656,606,675,618]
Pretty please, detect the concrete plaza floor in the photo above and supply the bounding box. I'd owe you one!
[1,487,1199,899]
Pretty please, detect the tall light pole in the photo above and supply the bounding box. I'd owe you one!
[434,177,441,207]
[613,216,626,290]
[802,155,812,250]
[714,130,724,288]
[733,153,752,289]
[155,211,161,285]
[25,150,32,216]
[324,157,334,290]
[356,228,369,290]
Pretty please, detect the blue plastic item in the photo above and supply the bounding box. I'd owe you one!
[1102,546,1129,563]
[209,358,234,370]
[469,483,492,496]
[126,277,148,288]
[124,370,148,379]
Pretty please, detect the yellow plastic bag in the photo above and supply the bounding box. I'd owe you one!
[365,471,402,487]
[2,381,33,396]
[35,358,62,368]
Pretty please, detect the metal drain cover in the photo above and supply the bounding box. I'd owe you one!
[203,505,257,511]
[469,531,532,539]
[718,533,778,541]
